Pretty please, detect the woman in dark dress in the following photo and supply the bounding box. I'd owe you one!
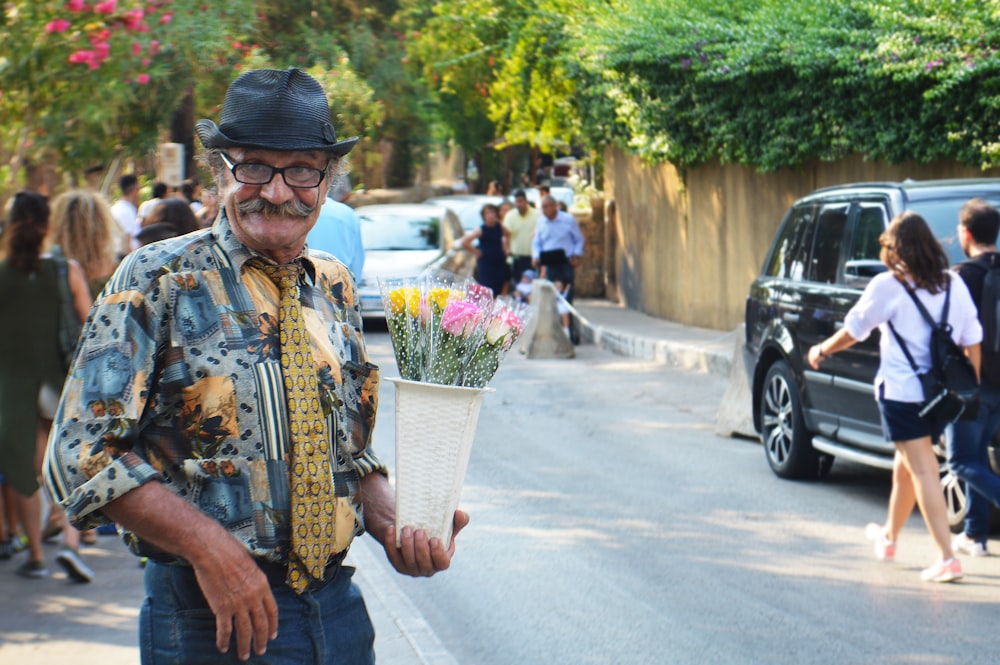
[461,203,511,296]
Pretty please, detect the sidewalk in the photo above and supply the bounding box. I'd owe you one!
[572,298,739,377]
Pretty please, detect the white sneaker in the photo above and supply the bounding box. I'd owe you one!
[56,548,95,583]
[952,533,989,557]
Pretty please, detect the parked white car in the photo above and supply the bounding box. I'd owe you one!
[355,203,473,319]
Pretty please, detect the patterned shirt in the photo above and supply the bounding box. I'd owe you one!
[43,215,384,565]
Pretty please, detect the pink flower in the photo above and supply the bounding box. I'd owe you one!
[123,8,144,29]
[45,19,71,33]
[66,0,86,11]
[148,39,160,54]
[93,41,110,60]
[441,301,481,337]
[131,41,142,56]
[68,49,95,65]
[136,73,150,84]
[94,0,117,13]
[141,57,150,66]
[159,12,173,24]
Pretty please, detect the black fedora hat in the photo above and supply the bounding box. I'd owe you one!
[195,68,358,156]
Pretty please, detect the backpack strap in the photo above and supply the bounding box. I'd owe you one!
[887,320,920,373]
[888,275,952,375]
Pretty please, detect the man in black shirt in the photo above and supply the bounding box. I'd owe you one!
[953,198,1000,556]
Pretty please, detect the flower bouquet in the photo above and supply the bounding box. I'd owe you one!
[379,272,525,545]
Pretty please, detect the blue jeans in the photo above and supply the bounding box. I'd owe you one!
[140,561,375,665]
[950,386,1000,541]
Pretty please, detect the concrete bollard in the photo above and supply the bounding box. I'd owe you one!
[714,324,756,438]
[520,279,575,359]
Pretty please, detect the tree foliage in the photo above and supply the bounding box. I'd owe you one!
[0,0,255,183]
[577,0,1000,171]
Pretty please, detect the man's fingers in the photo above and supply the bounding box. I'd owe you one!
[263,589,279,641]
[215,613,232,654]
[250,602,271,656]
[233,611,253,661]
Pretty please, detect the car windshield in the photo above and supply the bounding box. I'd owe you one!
[908,195,1000,265]
[360,212,440,251]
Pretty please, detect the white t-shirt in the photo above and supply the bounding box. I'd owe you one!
[843,271,982,402]
[110,199,138,253]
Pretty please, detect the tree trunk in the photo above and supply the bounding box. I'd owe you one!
[170,88,196,181]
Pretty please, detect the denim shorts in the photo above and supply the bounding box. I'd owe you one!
[878,385,945,442]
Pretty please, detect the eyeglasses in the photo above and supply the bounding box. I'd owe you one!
[219,152,326,189]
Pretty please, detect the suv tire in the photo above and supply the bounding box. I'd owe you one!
[761,360,825,479]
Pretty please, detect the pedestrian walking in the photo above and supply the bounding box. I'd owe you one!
[0,191,93,580]
[951,198,1000,556]
[808,211,980,583]
[503,189,538,286]
[44,68,468,664]
[462,203,511,296]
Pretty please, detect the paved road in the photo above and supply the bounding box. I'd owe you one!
[3,331,999,664]
[367,332,1000,665]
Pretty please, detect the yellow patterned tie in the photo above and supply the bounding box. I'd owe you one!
[253,259,335,592]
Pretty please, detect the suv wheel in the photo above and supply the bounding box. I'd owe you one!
[761,360,823,479]
[933,431,968,534]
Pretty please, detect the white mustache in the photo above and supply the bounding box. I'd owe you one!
[236,197,316,218]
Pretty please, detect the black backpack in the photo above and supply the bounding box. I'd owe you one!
[976,254,1000,385]
[887,279,980,425]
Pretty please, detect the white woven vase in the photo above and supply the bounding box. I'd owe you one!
[388,377,492,547]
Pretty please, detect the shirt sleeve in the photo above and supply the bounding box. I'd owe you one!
[42,259,166,529]
[570,215,585,257]
[843,273,896,342]
[531,218,543,259]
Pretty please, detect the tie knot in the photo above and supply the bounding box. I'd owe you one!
[250,258,301,291]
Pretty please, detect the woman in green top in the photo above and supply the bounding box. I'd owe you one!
[0,191,92,578]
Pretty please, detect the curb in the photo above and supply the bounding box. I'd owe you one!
[571,307,735,377]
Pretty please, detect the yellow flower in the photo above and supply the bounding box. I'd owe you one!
[428,287,452,312]
[389,287,421,317]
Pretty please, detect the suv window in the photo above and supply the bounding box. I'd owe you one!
[766,204,817,280]
[843,203,889,285]
[808,204,850,283]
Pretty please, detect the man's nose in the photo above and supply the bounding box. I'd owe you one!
[259,174,294,204]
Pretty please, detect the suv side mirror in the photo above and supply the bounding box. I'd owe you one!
[844,259,887,285]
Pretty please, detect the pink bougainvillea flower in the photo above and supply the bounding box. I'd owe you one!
[68,49,95,65]
[123,8,144,29]
[141,57,150,66]
[136,73,150,84]
[131,41,142,56]
[94,0,117,13]
[159,12,173,24]
[149,39,160,54]
[45,19,71,33]
[66,0,86,11]
[441,301,482,337]
[93,41,110,61]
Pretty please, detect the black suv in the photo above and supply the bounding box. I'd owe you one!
[744,179,1000,530]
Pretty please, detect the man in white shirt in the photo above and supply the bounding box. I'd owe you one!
[503,188,539,285]
[110,174,141,255]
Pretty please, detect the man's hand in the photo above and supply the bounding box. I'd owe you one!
[190,530,279,660]
[102,482,279,661]
[362,473,470,577]
[383,511,470,577]
[570,255,580,268]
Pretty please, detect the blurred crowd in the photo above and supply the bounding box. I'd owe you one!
[0,174,216,583]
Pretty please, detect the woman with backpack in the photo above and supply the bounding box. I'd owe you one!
[807,211,981,583]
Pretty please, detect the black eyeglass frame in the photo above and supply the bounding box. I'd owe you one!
[218,152,327,189]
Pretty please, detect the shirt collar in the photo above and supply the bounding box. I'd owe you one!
[212,213,317,282]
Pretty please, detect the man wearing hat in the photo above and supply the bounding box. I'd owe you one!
[44,68,468,664]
